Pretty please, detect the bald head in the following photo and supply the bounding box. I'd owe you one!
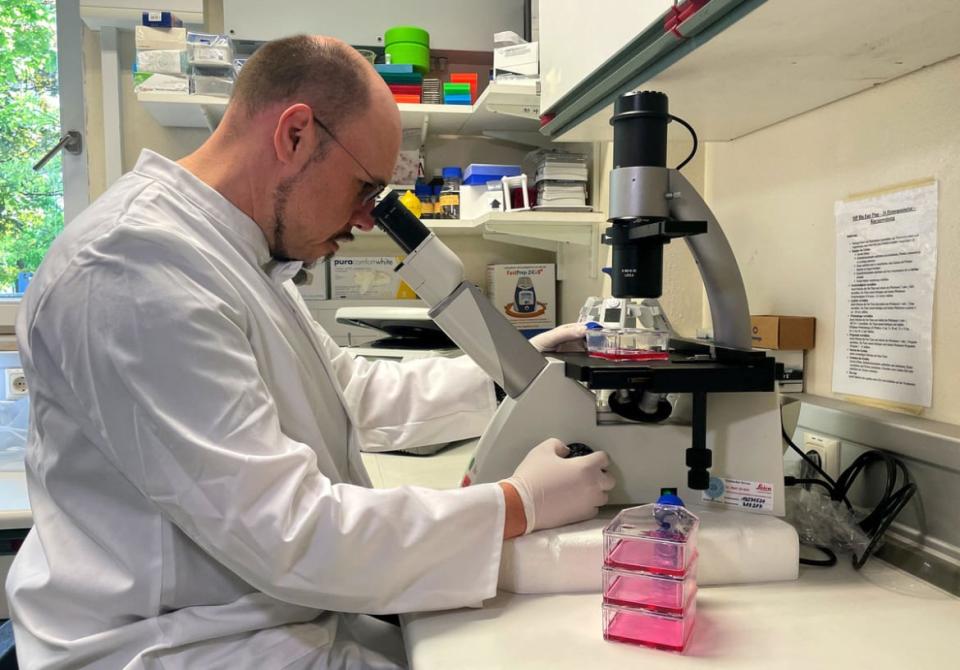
[230,35,376,135]
[180,35,402,265]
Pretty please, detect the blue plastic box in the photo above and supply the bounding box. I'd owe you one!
[142,11,182,27]
[463,164,522,185]
[375,64,415,74]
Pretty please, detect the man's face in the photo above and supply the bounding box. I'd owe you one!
[269,102,400,263]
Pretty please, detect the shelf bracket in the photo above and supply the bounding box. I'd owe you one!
[483,130,554,148]
[420,114,430,148]
[201,104,226,132]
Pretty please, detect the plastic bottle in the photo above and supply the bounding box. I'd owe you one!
[415,183,434,219]
[432,185,442,217]
[439,166,462,219]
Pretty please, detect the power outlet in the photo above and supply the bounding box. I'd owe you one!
[802,432,841,480]
[4,368,28,400]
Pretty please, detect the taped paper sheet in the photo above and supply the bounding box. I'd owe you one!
[832,182,938,407]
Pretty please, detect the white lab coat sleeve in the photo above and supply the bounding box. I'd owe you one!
[35,229,505,614]
[293,290,498,452]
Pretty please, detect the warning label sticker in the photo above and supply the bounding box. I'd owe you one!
[701,476,774,512]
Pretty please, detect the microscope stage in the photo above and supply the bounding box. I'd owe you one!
[557,346,776,394]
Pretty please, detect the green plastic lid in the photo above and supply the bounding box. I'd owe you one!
[384,25,429,47]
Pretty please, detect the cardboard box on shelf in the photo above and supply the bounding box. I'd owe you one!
[135,26,187,50]
[330,257,418,300]
[750,315,816,350]
[494,41,538,76]
[487,264,556,336]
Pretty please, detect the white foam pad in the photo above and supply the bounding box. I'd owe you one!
[499,505,799,594]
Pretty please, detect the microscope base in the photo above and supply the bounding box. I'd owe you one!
[467,360,786,515]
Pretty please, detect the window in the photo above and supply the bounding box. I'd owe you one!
[0,0,64,297]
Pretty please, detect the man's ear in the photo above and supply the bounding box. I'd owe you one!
[273,104,315,169]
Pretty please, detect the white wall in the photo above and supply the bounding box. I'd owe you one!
[704,55,960,425]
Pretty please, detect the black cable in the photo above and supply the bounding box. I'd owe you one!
[669,113,698,170]
[799,450,822,488]
[853,482,917,570]
[781,423,852,511]
[784,476,832,494]
[613,108,698,170]
[780,411,918,571]
[799,545,837,567]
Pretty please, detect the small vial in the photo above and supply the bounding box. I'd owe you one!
[439,166,461,219]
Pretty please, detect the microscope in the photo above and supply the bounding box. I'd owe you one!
[373,91,786,515]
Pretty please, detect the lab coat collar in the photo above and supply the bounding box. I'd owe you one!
[263,259,304,284]
[132,150,288,280]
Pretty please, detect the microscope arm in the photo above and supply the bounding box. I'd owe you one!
[667,169,752,351]
[372,191,548,397]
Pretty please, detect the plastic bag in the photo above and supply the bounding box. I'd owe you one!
[785,485,870,557]
[0,397,28,471]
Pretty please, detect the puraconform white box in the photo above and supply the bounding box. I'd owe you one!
[331,257,417,300]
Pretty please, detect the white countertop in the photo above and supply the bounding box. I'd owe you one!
[359,442,960,669]
[360,440,476,490]
[402,560,960,669]
[0,471,30,531]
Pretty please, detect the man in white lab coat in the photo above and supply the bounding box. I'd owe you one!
[7,35,614,669]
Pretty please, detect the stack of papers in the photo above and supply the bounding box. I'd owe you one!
[533,151,590,211]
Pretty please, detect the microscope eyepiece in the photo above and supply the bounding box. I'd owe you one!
[371,190,431,254]
[611,91,670,170]
[605,91,673,298]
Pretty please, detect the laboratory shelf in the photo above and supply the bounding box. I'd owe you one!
[542,0,960,142]
[367,209,606,279]
[368,209,604,240]
[396,102,472,135]
[80,0,203,30]
[136,91,228,129]
[138,80,542,139]
[477,210,605,242]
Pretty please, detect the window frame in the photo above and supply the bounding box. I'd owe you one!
[0,0,89,328]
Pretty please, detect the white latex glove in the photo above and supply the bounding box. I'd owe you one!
[529,323,588,353]
[505,438,616,534]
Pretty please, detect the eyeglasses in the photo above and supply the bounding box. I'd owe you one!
[312,116,385,206]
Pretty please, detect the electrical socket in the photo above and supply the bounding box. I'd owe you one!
[802,432,841,480]
[3,368,28,400]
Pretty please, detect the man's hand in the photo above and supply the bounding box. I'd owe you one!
[529,323,588,353]
[503,438,616,534]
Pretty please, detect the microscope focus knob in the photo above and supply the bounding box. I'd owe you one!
[686,446,713,491]
[565,442,594,458]
[687,468,710,491]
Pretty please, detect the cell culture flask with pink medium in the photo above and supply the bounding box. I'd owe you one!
[602,490,699,652]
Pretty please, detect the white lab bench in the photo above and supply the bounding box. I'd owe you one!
[0,470,32,619]
[0,472,30,531]
[361,444,960,669]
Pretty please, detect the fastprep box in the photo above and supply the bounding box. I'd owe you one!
[486,264,556,336]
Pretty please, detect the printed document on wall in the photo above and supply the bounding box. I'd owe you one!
[832,182,937,406]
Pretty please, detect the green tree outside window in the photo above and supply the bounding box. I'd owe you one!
[0,0,62,293]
